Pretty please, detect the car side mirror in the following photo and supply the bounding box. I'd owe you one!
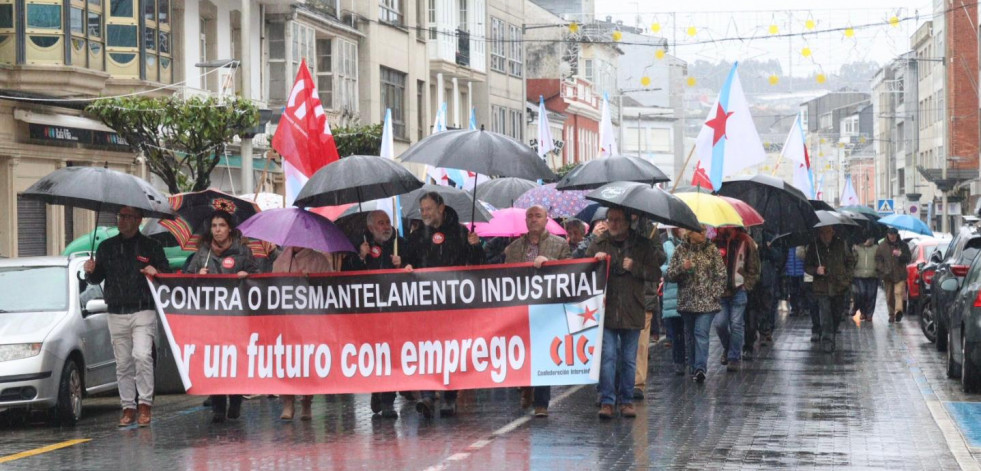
[83,299,108,317]
[940,278,960,293]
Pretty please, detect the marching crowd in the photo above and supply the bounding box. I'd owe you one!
[83,192,910,427]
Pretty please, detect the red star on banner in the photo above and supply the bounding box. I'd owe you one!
[705,104,734,145]
[578,306,598,326]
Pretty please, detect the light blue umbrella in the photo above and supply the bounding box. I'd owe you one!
[878,214,933,236]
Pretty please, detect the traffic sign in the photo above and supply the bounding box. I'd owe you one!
[877,199,894,214]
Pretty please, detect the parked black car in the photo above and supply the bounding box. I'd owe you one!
[931,228,981,352]
[938,250,981,392]
[919,244,949,343]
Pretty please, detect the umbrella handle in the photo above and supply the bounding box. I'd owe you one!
[90,202,101,256]
[470,173,478,232]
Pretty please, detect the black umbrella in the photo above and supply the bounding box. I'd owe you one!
[22,166,174,219]
[294,155,423,208]
[809,199,835,212]
[814,210,859,228]
[555,155,671,190]
[469,177,537,209]
[585,182,701,232]
[839,209,886,241]
[716,175,818,235]
[401,184,493,223]
[158,189,261,249]
[399,129,556,181]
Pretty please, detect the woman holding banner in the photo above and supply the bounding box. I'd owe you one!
[186,210,259,423]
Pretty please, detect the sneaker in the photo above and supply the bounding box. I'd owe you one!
[439,399,457,417]
[227,401,241,420]
[118,408,136,427]
[693,370,706,383]
[896,311,904,322]
[673,364,686,376]
[619,404,637,418]
[720,355,728,366]
[520,387,533,409]
[379,408,399,419]
[534,406,548,418]
[726,360,740,372]
[137,404,152,427]
[598,404,614,419]
[280,399,295,420]
[632,387,645,400]
[416,398,434,419]
[810,333,820,343]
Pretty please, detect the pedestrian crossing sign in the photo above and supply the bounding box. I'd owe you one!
[877,199,894,214]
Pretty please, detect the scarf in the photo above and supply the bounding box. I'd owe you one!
[210,237,232,257]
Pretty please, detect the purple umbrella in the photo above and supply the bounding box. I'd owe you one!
[238,208,355,254]
[513,183,590,219]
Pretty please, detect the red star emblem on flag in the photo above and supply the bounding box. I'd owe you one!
[578,306,598,326]
[705,104,734,145]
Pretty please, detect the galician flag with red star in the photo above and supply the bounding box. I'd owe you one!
[563,294,604,334]
[694,62,766,190]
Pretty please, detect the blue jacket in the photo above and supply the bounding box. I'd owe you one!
[661,237,679,319]
[784,246,805,276]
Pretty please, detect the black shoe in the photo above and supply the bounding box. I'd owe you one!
[693,370,706,383]
[211,411,226,424]
[720,355,728,366]
[726,360,740,372]
[203,397,212,407]
[416,398,434,419]
[742,350,753,361]
[370,394,382,414]
[227,402,241,419]
[810,333,820,343]
[632,387,644,400]
[439,399,457,417]
[896,311,904,322]
[822,339,835,354]
[673,364,686,376]
[379,408,398,419]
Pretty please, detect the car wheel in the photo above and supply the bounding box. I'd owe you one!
[921,303,937,343]
[49,359,82,426]
[964,335,981,393]
[948,327,962,379]
[937,315,949,352]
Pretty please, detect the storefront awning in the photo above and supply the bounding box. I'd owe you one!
[217,155,281,173]
[14,109,115,133]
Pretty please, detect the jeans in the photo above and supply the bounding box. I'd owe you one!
[681,311,715,373]
[852,278,879,318]
[533,386,551,408]
[713,290,748,361]
[784,276,804,314]
[665,316,686,366]
[599,328,640,406]
[107,309,156,409]
[816,294,848,342]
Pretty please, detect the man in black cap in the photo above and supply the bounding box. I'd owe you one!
[875,227,911,323]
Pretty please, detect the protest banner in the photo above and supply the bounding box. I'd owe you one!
[149,259,608,395]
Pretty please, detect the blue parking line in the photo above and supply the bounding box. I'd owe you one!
[944,402,981,448]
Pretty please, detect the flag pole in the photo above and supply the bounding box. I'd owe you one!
[771,153,783,177]
[670,144,698,193]
[392,197,399,257]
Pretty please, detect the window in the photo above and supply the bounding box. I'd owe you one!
[107,24,136,46]
[490,17,505,72]
[509,108,522,140]
[109,0,132,17]
[584,59,593,81]
[316,38,358,112]
[291,22,315,77]
[417,80,425,141]
[457,0,466,30]
[143,0,154,21]
[381,66,407,138]
[491,105,506,134]
[428,0,436,39]
[70,7,84,33]
[380,0,402,25]
[267,21,286,103]
[27,4,61,29]
[88,11,101,37]
[508,23,521,77]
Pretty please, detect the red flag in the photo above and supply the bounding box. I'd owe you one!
[692,160,713,190]
[272,60,339,177]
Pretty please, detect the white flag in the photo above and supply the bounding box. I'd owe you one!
[537,96,555,159]
[598,95,618,158]
[781,112,815,198]
[564,295,604,334]
[840,175,860,206]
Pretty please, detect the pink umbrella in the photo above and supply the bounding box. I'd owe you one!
[472,208,567,238]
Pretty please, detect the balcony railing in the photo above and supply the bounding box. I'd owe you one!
[456,29,470,67]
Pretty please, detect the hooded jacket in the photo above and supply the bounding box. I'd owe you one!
[804,235,855,296]
[404,206,485,269]
[875,237,912,283]
[185,237,260,275]
[585,230,659,330]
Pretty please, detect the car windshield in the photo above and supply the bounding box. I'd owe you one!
[0,266,67,312]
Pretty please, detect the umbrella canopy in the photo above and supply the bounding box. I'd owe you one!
[717,196,764,227]
[22,166,175,219]
[675,192,745,228]
[514,183,591,219]
[469,177,538,209]
[555,155,670,190]
[839,209,886,241]
[399,129,556,181]
[716,175,818,235]
[839,205,879,219]
[157,189,261,250]
[879,214,933,236]
[401,184,493,223]
[585,182,701,232]
[294,155,423,207]
[471,208,567,238]
[238,208,355,254]
[809,200,835,212]
[814,210,860,228]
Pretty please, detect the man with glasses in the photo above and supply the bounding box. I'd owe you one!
[84,206,168,427]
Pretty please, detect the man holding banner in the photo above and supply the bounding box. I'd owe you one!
[342,210,407,418]
[586,207,661,419]
[404,191,485,418]
[503,205,571,418]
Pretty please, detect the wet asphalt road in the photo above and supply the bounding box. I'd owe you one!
[2,296,981,470]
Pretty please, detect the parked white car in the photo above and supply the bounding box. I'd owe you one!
[0,254,116,425]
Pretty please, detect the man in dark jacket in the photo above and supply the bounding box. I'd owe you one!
[586,207,660,419]
[404,192,485,418]
[875,227,912,322]
[343,210,406,418]
[84,206,168,427]
[805,226,856,353]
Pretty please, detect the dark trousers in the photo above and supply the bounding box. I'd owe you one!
[804,283,820,334]
[665,316,686,366]
[211,394,242,414]
[783,276,804,315]
[816,294,848,342]
[533,386,551,408]
[852,278,879,319]
[421,390,457,402]
[371,392,397,408]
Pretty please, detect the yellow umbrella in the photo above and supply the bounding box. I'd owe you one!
[675,192,745,228]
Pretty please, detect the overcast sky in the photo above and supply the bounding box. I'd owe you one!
[595,0,935,77]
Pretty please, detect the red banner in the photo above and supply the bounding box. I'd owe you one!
[149,260,608,395]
